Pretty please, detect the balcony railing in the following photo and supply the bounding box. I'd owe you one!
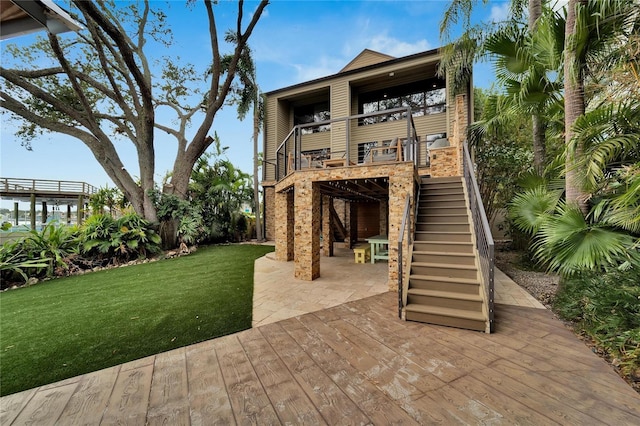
[275,107,420,181]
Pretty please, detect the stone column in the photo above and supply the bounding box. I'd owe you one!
[294,180,320,280]
[387,168,414,291]
[379,199,388,236]
[275,189,294,261]
[263,186,276,240]
[322,195,334,257]
[347,202,358,249]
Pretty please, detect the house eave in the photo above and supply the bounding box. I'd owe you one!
[265,47,442,97]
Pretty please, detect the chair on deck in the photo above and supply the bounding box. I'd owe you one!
[366,137,403,163]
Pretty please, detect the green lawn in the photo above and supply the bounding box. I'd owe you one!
[0,244,274,396]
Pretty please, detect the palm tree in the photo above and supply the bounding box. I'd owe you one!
[564,0,639,213]
[224,32,264,241]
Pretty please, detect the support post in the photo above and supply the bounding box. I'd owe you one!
[67,205,72,225]
[77,195,84,225]
[41,201,47,224]
[14,202,18,226]
[30,193,36,230]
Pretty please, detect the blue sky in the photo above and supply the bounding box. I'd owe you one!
[0,0,511,209]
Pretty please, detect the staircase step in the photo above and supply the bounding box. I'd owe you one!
[413,241,474,253]
[407,288,483,311]
[418,214,469,223]
[404,304,486,331]
[411,251,476,266]
[408,274,480,294]
[419,201,467,210]
[421,176,462,184]
[415,222,470,233]
[410,262,478,280]
[421,191,464,200]
[414,231,472,243]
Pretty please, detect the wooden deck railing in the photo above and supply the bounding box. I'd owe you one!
[0,177,98,196]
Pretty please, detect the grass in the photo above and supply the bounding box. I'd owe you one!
[0,244,274,396]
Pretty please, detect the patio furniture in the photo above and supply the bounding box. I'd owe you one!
[365,234,388,263]
[353,244,371,263]
[366,137,403,163]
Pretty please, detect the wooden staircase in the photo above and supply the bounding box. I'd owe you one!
[404,176,489,332]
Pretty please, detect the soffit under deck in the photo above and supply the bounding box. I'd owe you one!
[316,177,389,202]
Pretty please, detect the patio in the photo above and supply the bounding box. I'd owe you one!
[2,249,639,424]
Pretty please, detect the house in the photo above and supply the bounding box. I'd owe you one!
[261,48,494,332]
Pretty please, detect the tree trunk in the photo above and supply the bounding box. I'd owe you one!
[529,0,546,174]
[253,101,263,242]
[564,0,589,214]
[528,0,542,31]
[532,113,546,174]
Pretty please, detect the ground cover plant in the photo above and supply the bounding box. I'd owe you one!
[0,243,273,396]
[554,268,640,386]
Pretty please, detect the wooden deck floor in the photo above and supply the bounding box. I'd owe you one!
[2,292,639,425]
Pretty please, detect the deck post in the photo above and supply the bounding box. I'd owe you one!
[30,193,36,230]
[78,195,84,225]
[14,202,18,226]
[41,201,47,224]
[67,204,72,225]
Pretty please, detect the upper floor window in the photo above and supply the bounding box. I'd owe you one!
[294,101,331,134]
[358,79,446,125]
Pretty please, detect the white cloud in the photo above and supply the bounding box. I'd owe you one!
[369,34,431,58]
[292,55,345,82]
[488,3,510,23]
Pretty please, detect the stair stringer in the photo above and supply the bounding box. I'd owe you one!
[459,176,491,333]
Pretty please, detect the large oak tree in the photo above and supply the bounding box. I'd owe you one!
[1,0,268,231]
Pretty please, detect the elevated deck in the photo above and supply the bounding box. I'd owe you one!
[0,177,97,203]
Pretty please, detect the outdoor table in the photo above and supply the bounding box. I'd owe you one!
[365,234,388,263]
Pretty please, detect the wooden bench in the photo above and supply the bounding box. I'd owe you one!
[353,244,371,264]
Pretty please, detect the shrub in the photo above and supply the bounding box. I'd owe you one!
[554,268,640,378]
[80,213,161,262]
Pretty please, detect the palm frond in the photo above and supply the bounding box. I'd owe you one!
[508,186,561,235]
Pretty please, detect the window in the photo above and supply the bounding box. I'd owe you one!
[294,101,330,134]
[358,78,446,125]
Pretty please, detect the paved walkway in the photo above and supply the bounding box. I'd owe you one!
[253,245,544,327]
[6,246,638,425]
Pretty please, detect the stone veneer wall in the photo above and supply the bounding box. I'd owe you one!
[274,163,417,289]
[262,183,276,240]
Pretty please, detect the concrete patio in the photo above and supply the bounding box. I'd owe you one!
[2,246,638,425]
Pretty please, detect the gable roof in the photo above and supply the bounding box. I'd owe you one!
[340,49,395,73]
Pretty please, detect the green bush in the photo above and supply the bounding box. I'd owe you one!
[80,213,161,261]
[554,268,640,377]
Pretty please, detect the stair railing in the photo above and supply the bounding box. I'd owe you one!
[398,194,411,318]
[462,142,495,332]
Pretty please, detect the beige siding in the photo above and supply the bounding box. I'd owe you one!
[299,132,331,152]
[341,50,394,72]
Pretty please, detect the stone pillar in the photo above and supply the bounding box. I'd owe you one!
[387,169,414,291]
[14,202,18,226]
[322,195,334,257]
[347,202,358,249]
[379,199,388,236]
[275,189,294,261]
[294,181,320,280]
[263,185,276,240]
